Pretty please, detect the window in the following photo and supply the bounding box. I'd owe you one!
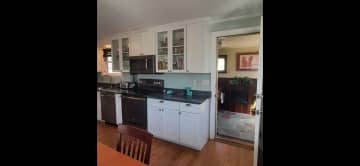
[217,55,227,73]
[106,57,113,73]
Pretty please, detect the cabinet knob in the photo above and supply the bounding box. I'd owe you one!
[186,103,191,106]
[179,112,181,115]
[159,100,164,103]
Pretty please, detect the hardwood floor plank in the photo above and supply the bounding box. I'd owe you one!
[97,122,253,166]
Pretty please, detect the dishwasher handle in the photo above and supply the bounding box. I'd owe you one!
[122,96,146,101]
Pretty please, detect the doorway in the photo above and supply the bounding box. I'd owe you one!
[215,33,260,143]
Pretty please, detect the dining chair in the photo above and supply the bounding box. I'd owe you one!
[116,124,153,165]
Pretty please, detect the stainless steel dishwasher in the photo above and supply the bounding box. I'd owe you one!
[100,91,117,124]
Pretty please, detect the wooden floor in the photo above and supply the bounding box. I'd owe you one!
[97,122,254,166]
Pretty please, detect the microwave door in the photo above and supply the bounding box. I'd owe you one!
[145,56,155,73]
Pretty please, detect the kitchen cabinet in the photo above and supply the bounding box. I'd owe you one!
[120,37,130,72]
[111,39,121,72]
[186,22,210,73]
[163,107,180,143]
[130,30,155,56]
[141,31,155,55]
[97,91,102,121]
[130,32,142,57]
[179,111,200,148]
[155,26,186,73]
[147,98,209,150]
[115,94,122,124]
[148,105,164,138]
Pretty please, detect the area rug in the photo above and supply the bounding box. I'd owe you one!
[217,110,255,142]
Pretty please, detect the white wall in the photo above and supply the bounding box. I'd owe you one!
[218,47,259,78]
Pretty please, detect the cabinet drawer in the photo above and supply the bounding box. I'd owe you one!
[180,103,201,113]
[148,98,180,109]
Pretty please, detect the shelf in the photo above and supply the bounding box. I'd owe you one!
[158,47,168,49]
[158,54,168,56]
[173,54,184,56]
[172,45,184,47]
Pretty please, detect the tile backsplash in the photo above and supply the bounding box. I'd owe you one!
[122,73,211,91]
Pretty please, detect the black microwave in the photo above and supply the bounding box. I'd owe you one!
[129,55,156,74]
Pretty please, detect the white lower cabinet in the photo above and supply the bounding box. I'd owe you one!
[163,107,180,143]
[179,111,200,148]
[148,105,163,138]
[147,98,209,150]
[97,91,102,121]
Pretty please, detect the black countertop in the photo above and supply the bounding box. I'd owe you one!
[98,88,211,104]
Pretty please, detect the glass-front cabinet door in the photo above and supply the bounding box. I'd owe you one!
[156,27,186,73]
[111,39,120,72]
[156,31,169,72]
[121,38,130,72]
[171,28,186,72]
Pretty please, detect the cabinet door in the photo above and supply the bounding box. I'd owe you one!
[180,111,200,148]
[121,38,130,72]
[156,31,170,72]
[131,32,142,56]
[171,27,186,72]
[187,22,207,73]
[111,39,120,72]
[148,105,163,138]
[163,108,180,143]
[142,31,155,55]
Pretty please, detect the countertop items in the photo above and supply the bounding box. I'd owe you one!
[98,87,211,104]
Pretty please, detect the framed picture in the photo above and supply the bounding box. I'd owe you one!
[236,52,259,70]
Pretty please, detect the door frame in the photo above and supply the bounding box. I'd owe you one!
[209,23,262,166]
[253,16,263,166]
[210,26,260,139]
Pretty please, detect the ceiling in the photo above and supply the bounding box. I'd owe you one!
[97,0,261,40]
[218,33,259,49]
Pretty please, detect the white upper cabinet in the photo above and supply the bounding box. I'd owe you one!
[111,39,121,72]
[142,31,155,55]
[130,30,155,56]
[155,26,186,73]
[120,37,130,72]
[186,22,210,73]
[130,32,143,56]
[156,30,170,72]
[113,18,211,73]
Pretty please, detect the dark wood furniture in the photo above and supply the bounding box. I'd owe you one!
[116,124,153,165]
[98,142,147,166]
[218,78,256,114]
